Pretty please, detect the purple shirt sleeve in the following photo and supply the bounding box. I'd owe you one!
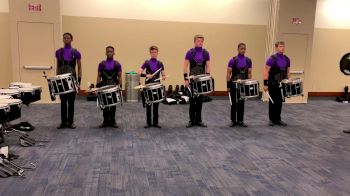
[185,50,192,61]
[141,61,148,69]
[97,62,103,72]
[228,59,234,68]
[266,57,274,67]
[286,58,291,67]
[247,58,252,68]
[55,49,59,59]
[74,50,81,60]
[205,50,210,61]
[117,62,122,73]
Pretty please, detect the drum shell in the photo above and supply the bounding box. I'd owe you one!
[48,75,76,95]
[0,89,21,99]
[0,99,22,121]
[191,75,214,95]
[97,86,121,108]
[144,84,165,104]
[237,79,260,99]
[281,80,303,97]
[0,104,10,124]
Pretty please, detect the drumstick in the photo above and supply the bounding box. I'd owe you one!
[145,67,163,82]
[228,92,232,106]
[153,75,169,82]
[266,91,274,104]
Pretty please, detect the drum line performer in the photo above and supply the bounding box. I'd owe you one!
[227,43,252,127]
[138,45,166,128]
[96,46,122,128]
[263,41,291,126]
[184,34,211,128]
[55,32,82,129]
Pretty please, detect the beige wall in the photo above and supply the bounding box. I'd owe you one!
[62,16,267,91]
[0,13,12,87]
[309,28,350,92]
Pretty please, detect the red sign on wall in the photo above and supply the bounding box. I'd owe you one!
[292,18,302,25]
[28,3,42,12]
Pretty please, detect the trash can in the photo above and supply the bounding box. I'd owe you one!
[125,72,140,102]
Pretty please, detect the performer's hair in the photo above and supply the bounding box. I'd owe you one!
[275,41,285,47]
[237,43,246,48]
[194,34,204,41]
[106,46,115,51]
[149,45,159,51]
[63,32,73,40]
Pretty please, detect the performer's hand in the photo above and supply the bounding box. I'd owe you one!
[184,80,189,87]
[146,74,153,79]
[263,86,268,92]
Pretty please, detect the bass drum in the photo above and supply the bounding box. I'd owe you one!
[340,53,350,75]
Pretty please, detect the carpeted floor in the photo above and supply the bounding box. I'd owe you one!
[0,98,350,196]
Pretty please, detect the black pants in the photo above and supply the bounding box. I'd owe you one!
[146,103,159,125]
[59,92,76,126]
[189,95,203,123]
[268,83,283,122]
[103,106,116,124]
[230,87,245,122]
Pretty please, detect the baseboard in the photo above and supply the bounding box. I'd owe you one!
[78,90,343,97]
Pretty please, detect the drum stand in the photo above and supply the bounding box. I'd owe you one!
[1,122,48,147]
[0,155,36,178]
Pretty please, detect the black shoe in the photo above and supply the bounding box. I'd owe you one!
[144,124,152,129]
[343,130,350,134]
[238,122,248,127]
[67,124,77,129]
[153,124,161,128]
[269,121,274,126]
[56,124,66,129]
[196,122,207,127]
[230,122,238,127]
[186,122,196,128]
[99,122,108,128]
[275,120,287,126]
[110,123,118,128]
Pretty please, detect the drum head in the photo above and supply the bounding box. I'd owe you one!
[194,74,212,81]
[0,89,20,95]
[0,95,12,99]
[18,88,35,93]
[287,78,302,84]
[49,73,72,80]
[0,103,9,109]
[240,79,259,85]
[146,83,164,89]
[0,98,22,105]
[10,82,32,87]
[97,85,119,92]
[340,53,350,75]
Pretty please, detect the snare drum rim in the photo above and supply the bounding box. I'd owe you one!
[48,73,72,80]
[97,85,120,93]
[239,79,259,85]
[193,75,212,82]
[0,89,21,96]
[145,83,164,90]
[0,98,23,105]
[0,95,13,99]
[0,103,10,109]
[17,88,36,93]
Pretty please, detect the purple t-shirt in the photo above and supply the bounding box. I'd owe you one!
[228,54,252,69]
[55,44,81,61]
[185,47,210,62]
[98,58,122,73]
[141,58,164,73]
[266,53,290,69]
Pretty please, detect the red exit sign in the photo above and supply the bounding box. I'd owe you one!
[28,3,42,12]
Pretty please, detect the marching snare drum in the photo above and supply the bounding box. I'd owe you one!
[281,78,303,97]
[9,82,32,88]
[237,79,259,99]
[47,73,78,95]
[96,85,122,109]
[0,99,22,121]
[0,89,21,99]
[143,83,165,104]
[17,86,42,104]
[0,103,10,124]
[190,74,214,96]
